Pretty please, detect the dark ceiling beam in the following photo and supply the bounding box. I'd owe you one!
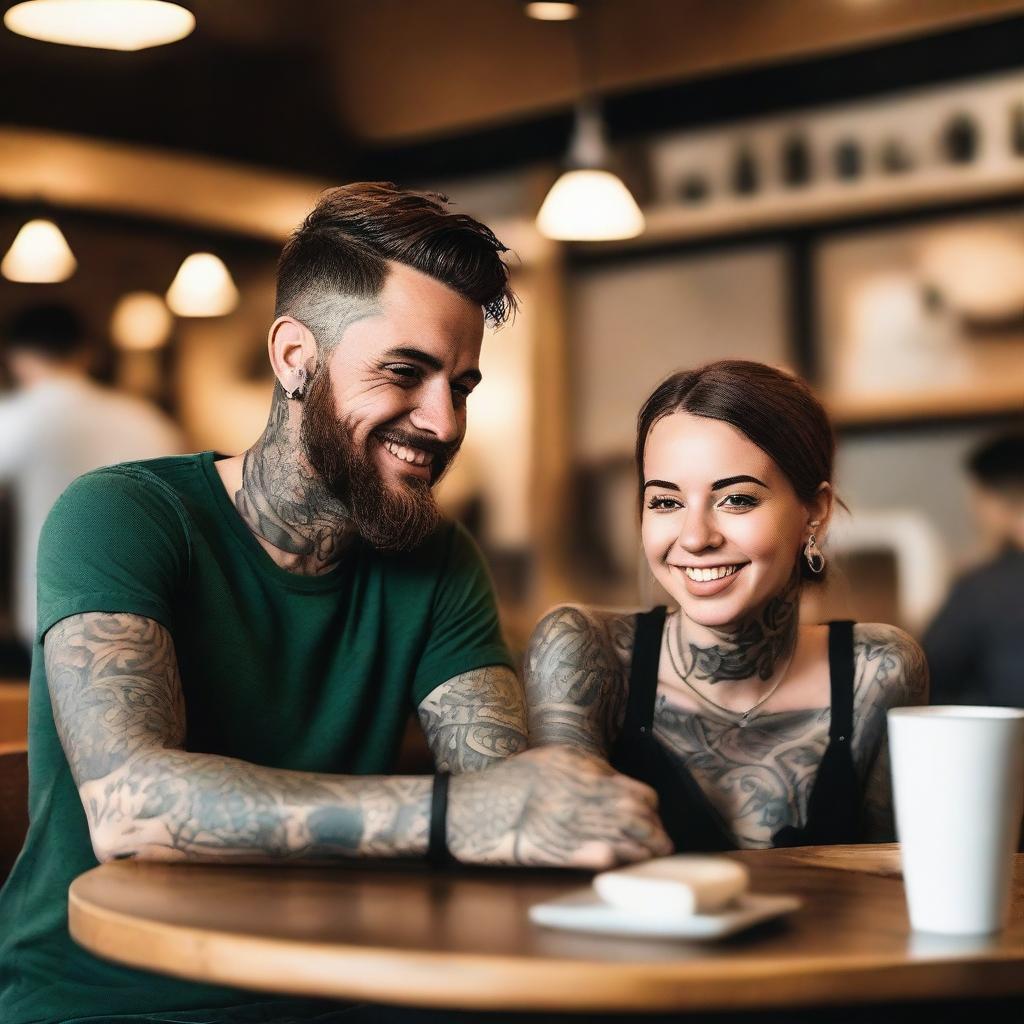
[358,13,1024,184]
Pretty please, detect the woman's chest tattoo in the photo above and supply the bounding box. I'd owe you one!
[652,695,831,847]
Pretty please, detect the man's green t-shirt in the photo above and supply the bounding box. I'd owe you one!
[0,452,513,1024]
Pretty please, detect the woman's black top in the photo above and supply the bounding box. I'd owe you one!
[609,607,862,851]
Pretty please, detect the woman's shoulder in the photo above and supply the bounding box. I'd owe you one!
[524,605,643,754]
[526,604,638,675]
[851,622,929,709]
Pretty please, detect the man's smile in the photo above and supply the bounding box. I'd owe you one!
[382,437,434,469]
[374,433,435,481]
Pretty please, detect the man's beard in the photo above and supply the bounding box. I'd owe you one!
[299,369,457,552]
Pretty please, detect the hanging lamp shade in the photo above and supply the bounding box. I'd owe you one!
[537,170,645,241]
[536,102,645,242]
[3,0,194,51]
[165,253,238,317]
[111,291,174,350]
[1,218,77,283]
[524,2,579,20]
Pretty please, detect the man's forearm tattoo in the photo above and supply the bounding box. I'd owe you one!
[417,666,527,773]
[46,612,431,861]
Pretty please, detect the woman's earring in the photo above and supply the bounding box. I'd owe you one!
[283,367,307,401]
[804,533,826,574]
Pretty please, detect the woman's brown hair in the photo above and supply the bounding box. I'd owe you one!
[635,360,837,581]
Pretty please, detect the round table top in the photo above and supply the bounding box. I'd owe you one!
[69,844,1024,1013]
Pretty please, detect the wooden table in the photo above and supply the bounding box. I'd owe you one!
[68,845,1024,1014]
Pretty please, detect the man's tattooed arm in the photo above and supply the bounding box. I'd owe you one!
[417,666,528,773]
[852,623,930,843]
[46,612,434,862]
[48,611,668,867]
[523,605,634,757]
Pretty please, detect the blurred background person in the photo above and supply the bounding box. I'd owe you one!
[0,303,183,656]
[924,432,1024,707]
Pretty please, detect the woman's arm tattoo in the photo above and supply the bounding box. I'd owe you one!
[853,623,930,842]
[523,605,633,757]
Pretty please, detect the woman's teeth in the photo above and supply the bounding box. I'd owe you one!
[684,565,740,582]
[383,440,433,467]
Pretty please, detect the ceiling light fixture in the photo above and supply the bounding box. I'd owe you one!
[166,253,238,317]
[524,1,580,21]
[4,0,194,51]
[536,100,645,241]
[1,218,77,283]
[111,291,174,350]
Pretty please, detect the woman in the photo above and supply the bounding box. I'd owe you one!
[525,360,928,850]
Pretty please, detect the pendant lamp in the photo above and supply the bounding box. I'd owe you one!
[4,0,194,51]
[1,218,77,283]
[166,253,238,317]
[536,101,645,241]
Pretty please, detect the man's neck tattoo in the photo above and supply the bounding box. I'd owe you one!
[234,386,354,575]
[667,574,799,686]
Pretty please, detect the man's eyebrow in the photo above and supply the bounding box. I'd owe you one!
[382,347,482,384]
[711,475,768,491]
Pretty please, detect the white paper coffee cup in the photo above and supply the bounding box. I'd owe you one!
[888,706,1024,935]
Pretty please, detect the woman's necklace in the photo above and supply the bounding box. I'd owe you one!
[665,621,797,728]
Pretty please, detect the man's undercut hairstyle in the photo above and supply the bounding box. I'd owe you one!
[275,182,516,350]
[636,359,838,582]
[4,303,85,361]
[968,432,1024,497]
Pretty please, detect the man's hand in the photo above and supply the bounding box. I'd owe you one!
[448,744,673,869]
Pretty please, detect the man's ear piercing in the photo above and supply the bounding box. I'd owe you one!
[284,368,307,401]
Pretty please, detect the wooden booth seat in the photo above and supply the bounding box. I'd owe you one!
[0,741,28,883]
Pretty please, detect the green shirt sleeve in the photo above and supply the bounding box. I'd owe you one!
[36,465,190,642]
[411,522,514,706]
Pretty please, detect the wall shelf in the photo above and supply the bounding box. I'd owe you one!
[581,161,1024,255]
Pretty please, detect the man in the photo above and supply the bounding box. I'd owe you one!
[924,431,1024,707]
[0,184,669,1024]
[0,304,183,652]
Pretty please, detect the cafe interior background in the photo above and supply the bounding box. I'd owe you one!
[1,0,1023,706]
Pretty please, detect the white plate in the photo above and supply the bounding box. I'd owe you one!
[529,889,802,940]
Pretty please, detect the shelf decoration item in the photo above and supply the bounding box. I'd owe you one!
[834,138,863,181]
[1010,103,1024,156]
[781,133,811,187]
[942,112,980,164]
[880,138,914,174]
[678,173,710,205]
[731,146,759,196]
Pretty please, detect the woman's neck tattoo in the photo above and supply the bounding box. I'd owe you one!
[668,574,799,686]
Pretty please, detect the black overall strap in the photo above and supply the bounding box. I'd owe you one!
[620,606,667,739]
[827,619,855,746]
[774,619,861,847]
[611,606,736,852]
